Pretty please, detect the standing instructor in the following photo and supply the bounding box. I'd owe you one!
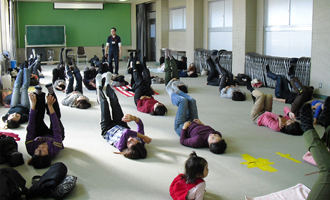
[105,27,122,75]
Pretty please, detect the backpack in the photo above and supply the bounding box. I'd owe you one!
[236,73,250,86]
[0,168,28,200]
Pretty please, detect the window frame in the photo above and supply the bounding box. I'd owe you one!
[169,6,186,31]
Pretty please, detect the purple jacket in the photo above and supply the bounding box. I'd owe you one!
[180,121,222,148]
[115,119,145,152]
[25,109,64,156]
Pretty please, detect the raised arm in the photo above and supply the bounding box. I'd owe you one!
[47,95,63,156]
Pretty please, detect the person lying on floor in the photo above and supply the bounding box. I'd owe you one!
[220,85,246,101]
[2,61,31,129]
[26,86,65,169]
[52,65,66,92]
[95,73,152,159]
[166,78,227,154]
[266,64,313,118]
[61,61,91,109]
[299,96,330,200]
[131,55,167,116]
[246,78,303,135]
[205,57,245,101]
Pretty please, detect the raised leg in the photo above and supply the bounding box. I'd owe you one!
[171,93,189,136]
[250,90,266,123]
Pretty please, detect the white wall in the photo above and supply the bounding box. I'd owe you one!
[310,0,330,96]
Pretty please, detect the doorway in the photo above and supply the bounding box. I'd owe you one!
[147,14,156,61]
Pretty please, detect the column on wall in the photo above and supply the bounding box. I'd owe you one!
[232,0,257,75]
[156,0,169,63]
[186,0,203,65]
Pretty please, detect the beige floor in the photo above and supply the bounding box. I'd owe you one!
[0,61,323,200]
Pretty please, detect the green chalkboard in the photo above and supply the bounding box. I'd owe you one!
[26,25,65,46]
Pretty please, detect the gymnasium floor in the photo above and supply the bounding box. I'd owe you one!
[0,61,323,199]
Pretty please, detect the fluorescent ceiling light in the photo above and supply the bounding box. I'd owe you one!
[54,2,103,10]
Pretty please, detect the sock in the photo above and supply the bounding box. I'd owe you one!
[266,65,270,73]
[246,77,254,92]
[95,74,102,88]
[319,96,330,128]
[35,85,42,95]
[300,103,314,132]
[45,83,54,94]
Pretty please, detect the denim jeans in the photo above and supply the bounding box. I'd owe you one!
[171,91,198,136]
[100,85,130,136]
[11,68,31,110]
[267,72,290,98]
[66,65,82,94]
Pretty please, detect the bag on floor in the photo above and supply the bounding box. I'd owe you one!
[26,162,68,199]
[236,73,252,86]
[0,168,28,200]
[48,175,77,200]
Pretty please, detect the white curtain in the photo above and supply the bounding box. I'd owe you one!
[0,0,16,60]
[9,0,16,60]
[1,0,10,55]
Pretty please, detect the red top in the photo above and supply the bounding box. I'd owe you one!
[169,174,205,200]
[136,97,159,113]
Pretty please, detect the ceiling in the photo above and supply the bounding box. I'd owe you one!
[15,0,149,3]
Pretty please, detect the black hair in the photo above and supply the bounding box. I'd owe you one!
[281,121,303,135]
[209,139,227,154]
[178,85,188,93]
[111,27,117,32]
[28,154,52,169]
[6,120,20,129]
[151,104,167,116]
[232,91,246,101]
[76,99,91,109]
[122,143,147,159]
[182,151,208,184]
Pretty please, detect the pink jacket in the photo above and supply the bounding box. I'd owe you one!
[257,106,291,132]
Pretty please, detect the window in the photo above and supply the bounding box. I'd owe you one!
[208,0,233,51]
[170,7,186,30]
[264,0,313,57]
